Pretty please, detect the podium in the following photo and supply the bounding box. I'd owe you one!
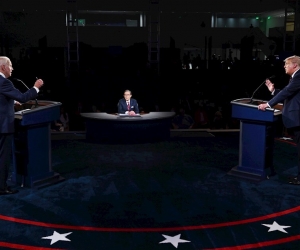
[228,98,283,181]
[13,100,64,188]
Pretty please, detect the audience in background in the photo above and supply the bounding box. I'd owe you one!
[172,107,194,129]
[211,110,226,129]
[193,105,210,128]
[91,104,100,112]
[8,48,284,132]
[59,106,69,131]
[51,120,64,132]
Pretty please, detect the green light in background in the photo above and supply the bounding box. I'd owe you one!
[267,16,271,20]
[256,17,259,19]
[78,19,85,26]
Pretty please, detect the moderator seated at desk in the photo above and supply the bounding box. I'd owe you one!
[81,112,175,142]
[117,89,139,116]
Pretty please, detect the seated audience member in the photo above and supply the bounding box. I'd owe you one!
[91,104,100,112]
[68,101,85,131]
[117,89,139,115]
[172,107,194,129]
[193,105,209,128]
[59,106,69,131]
[51,120,64,132]
[139,106,145,114]
[211,110,226,129]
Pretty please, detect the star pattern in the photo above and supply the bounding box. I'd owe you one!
[159,234,190,248]
[280,137,293,141]
[262,221,291,233]
[42,231,72,245]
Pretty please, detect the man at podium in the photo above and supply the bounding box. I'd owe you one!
[117,89,139,116]
[0,56,44,195]
[258,55,300,185]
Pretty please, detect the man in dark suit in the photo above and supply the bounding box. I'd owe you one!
[0,56,44,194]
[117,89,139,115]
[258,55,300,185]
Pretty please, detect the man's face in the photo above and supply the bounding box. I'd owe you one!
[1,60,13,78]
[284,60,297,75]
[124,91,131,101]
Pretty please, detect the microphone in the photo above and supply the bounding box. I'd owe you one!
[14,78,39,108]
[249,75,275,104]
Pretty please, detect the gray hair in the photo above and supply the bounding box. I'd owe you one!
[124,89,132,95]
[0,56,10,66]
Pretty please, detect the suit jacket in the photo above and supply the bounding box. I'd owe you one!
[117,98,139,114]
[0,76,38,133]
[268,70,300,128]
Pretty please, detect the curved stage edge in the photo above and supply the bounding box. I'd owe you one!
[80,112,176,143]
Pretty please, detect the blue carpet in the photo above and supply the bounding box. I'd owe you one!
[0,133,300,249]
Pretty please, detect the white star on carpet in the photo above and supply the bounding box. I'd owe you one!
[159,234,190,248]
[42,231,72,245]
[279,137,293,141]
[262,221,291,233]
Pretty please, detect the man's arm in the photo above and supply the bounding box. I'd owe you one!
[134,100,139,113]
[118,100,124,114]
[265,79,281,96]
[258,79,280,110]
[1,79,38,103]
[269,75,300,107]
[273,89,281,96]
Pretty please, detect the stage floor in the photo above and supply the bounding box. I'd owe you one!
[1,132,299,249]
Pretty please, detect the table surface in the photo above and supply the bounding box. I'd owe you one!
[80,112,176,121]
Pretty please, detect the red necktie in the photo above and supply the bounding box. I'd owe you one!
[127,102,130,111]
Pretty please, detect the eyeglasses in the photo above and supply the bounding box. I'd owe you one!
[124,94,131,96]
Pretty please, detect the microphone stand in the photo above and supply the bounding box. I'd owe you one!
[249,80,266,104]
[15,78,39,108]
